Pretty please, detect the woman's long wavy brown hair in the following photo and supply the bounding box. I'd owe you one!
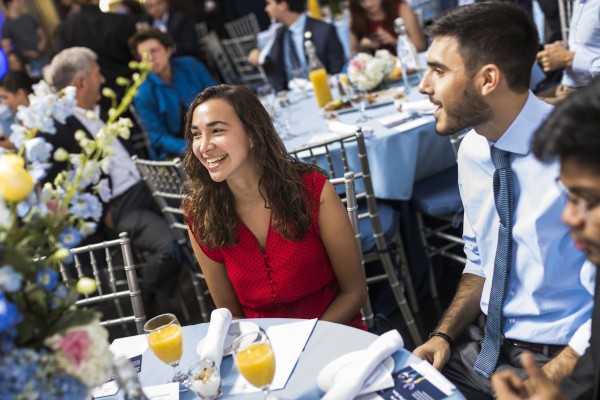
[349,0,399,43]
[182,84,325,249]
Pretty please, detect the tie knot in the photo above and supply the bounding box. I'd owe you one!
[491,146,511,170]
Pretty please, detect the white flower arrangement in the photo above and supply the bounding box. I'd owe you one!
[347,50,398,91]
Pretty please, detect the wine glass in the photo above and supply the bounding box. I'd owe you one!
[188,359,222,399]
[274,91,293,140]
[144,313,188,386]
[291,66,310,99]
[257,83,276,117]
[345,85,370,123]
[232,330,277,399]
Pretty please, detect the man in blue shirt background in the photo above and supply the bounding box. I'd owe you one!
[130,29,215,160]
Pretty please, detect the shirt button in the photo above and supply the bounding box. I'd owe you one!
[509,318,516,323]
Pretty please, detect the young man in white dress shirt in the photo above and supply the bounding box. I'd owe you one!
[413,3,594,399]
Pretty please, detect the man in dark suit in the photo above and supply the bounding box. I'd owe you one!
[54,0,136,102]
[248,0,345,92]
[143,0,198,57]
[492,76,600,400]
[43,47,184,317]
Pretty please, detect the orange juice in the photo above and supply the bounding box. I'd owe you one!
[309,68,333,108]
[147,324,183,365]
[235,342,276,388]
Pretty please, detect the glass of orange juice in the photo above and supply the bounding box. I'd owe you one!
[144,313,187,385]
[232,330,278,399]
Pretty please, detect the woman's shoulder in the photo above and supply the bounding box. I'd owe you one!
[301,169,328,201]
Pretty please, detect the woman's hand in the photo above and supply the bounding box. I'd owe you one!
[374,26,397,47]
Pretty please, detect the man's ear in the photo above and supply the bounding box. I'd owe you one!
[476,64,501,97]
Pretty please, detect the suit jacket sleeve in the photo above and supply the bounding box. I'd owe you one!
[322,22,345,74]
[169,10,198,57]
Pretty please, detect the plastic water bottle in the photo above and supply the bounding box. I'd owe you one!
[394,17,421,90]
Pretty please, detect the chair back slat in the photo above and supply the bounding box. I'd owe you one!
[330,172,374,328]
[221,34,267,88]
[290,129,422,345]
[225,13,260,38]
[132,156,212,322]
[60,232,147,336]
[200,31,237,84]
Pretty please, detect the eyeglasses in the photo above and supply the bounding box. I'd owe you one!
[555,177,600,222]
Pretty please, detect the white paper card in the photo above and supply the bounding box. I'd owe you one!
[110,334,148,359]
[91,381,119,398]
[391,116,433,133]
[229,319,318,394]
[411,360,456,396]
[143,382,179,400]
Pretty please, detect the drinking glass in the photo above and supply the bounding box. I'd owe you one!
[274,91,293,140]
[345,85,370,123]
[257,83,276,117]
[188,359,222,399]
[144,313,188,386]
[232,330,277,399]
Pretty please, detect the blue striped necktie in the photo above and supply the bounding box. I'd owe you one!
[474,146,514,378]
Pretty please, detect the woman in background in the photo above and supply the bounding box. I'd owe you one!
[349,0,426,54]
[183,85,367,329]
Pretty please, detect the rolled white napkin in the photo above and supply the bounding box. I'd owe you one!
[200,308,232,369]
[288,78,313,93]
[326,121,373,137]
[322,330,404,399]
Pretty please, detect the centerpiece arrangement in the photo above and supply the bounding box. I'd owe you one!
[0,60,150,398]
[346,49,397,92]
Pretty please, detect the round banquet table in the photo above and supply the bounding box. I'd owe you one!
[113,318,465,399]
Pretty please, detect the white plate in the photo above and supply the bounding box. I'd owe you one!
[317,350,394,394]
[196,321,260,357]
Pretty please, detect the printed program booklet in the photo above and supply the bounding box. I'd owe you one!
[377,361,456,400]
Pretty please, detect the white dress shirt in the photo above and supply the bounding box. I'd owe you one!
[562,0,600,87]
[458,92,595,354]
[72,106,140,198]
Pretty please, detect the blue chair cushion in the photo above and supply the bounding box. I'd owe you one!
[358,202,399,253]
[411,166,463,217]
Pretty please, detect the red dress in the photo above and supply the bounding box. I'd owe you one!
[188,171,365,330]
[366,3,402,54]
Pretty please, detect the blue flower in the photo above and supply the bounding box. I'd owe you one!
[0,266,23,292]
[69,193,103,221]
[59,228,82,249]
[96,178,112,203]
[36,268,58,291]
[54,284,68,299]
[16,200,31,218]
[25,137,54,164]
[0,291,22,333]
[28,161,50,184]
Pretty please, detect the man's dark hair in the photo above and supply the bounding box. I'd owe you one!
[276,0,306,13]
[532,76,600,171]
[0,71,35,95]
[128,28,175,56]
[426,1,538,92]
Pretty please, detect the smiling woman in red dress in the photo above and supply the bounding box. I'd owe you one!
[183,84,367,330]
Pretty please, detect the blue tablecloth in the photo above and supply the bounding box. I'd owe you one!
[112,319,465,399]
[282,86,457,201]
